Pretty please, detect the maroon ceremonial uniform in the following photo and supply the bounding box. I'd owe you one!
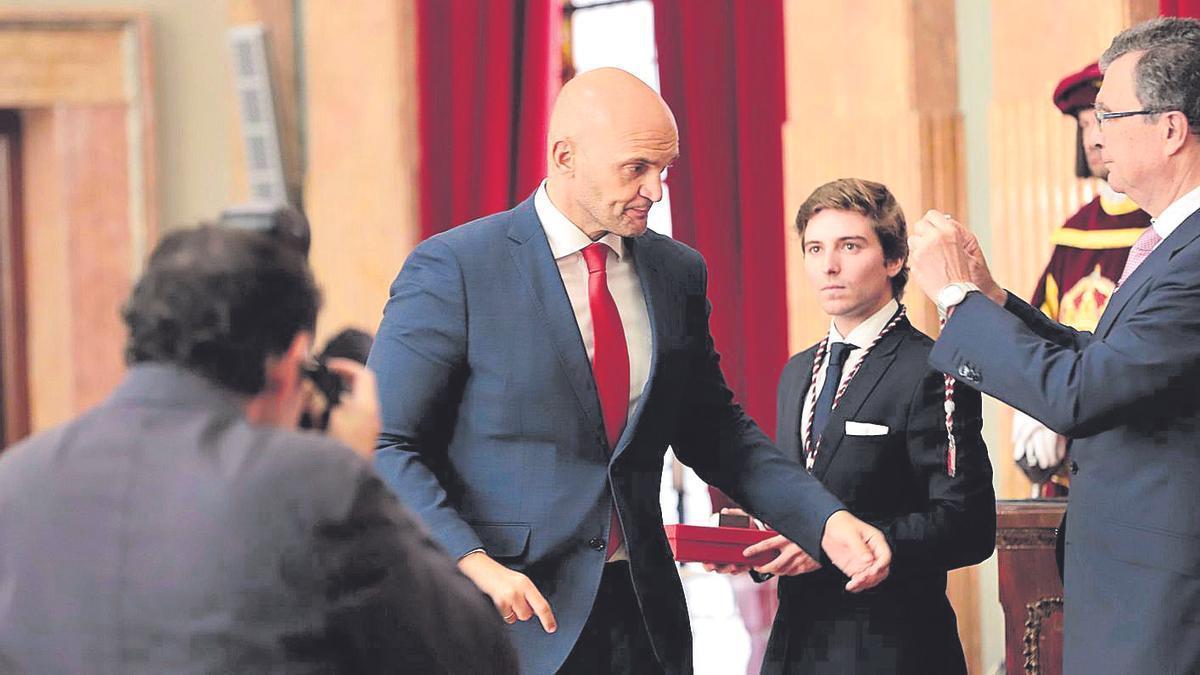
[1030,195,1147,332]
[1021,193,1146,491]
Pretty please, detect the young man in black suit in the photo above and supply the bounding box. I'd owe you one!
[727,178,996,674]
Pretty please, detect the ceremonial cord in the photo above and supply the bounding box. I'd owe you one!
[802,304,960,476]
[803,305,907,471]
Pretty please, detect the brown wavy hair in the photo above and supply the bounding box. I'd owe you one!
[795,178,908,298]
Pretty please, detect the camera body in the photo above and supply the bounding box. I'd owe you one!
[299,358,346,431]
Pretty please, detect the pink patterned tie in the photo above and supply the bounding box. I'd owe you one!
[1117,226,1163,287]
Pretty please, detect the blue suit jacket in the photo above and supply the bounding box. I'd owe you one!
[368,194,845,674]
[929,208,1200,674]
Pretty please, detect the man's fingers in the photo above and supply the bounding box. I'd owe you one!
[755,554,789,575]
[742,534,788,558]
[525,586,557,633]
[507,592,533,622]
[844,532,892,592]
[864,531,892,570]
[845,563,889,592]
[322,357,362,380]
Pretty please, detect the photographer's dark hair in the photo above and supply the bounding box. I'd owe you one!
[122,224,321,394]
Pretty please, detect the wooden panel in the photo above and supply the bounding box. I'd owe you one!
[986,0,1151,500]
[1,11,154,432]
[61,106,132,412]
[997,500,1067,675]
[22,106,132,430]
[0,28,126,106]
[0,112,29,446]
[21,109,72,431]
[303,0,420,342]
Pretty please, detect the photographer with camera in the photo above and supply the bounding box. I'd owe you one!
[0,225,517,673]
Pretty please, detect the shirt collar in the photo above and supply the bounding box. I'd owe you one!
[534,180,626,261]
[828,298,900,349]
[1151,184,1200,241]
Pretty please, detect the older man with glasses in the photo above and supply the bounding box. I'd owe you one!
[909,17,1200,675]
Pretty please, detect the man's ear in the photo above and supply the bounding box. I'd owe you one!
[550,139,575,175]
[264,331,313,393]
[1163,110,1191,157]
[884,256,905,278]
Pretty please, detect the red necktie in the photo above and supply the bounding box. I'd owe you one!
[583,243,630,448]
[582,242,629,558]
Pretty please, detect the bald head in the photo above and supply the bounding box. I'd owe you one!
[545,68,679,239]
[548,68,677,148]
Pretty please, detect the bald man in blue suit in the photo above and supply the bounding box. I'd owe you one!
[368,68,892,675]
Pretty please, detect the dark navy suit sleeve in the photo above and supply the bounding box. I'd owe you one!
[367,239,483,558]
[930,265,1200,437]
[1002,290,1094,351]
[315,469,518,674]
[668,261,845,557]
[873,369,995,571]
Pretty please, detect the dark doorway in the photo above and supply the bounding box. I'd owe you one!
[0,110,29,448]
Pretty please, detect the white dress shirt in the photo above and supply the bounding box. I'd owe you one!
[534,181,652,562]
[534,181,652,423]
[801,299,900,450]
[1151,184,1200,241]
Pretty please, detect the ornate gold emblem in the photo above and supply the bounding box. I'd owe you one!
[1059,265,1116,332]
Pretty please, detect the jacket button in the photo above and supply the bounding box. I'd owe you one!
[1070,460,1079,475]
[588,537,606,551]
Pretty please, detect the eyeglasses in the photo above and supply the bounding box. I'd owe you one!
[1094,108,1161,127]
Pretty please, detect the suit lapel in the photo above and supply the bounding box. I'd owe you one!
[810,321,907,481]
[611,234,666,462]
[779,350,816,464]
[1096,210,1200,337]
[506,197,608,450]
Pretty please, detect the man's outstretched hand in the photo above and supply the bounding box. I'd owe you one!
[821,510,891,592]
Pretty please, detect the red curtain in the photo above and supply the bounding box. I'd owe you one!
[1162,0,1200,16]
[653,0,790,444]
[415,0,561,238]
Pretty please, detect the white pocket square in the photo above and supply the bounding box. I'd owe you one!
[845,421,889,436]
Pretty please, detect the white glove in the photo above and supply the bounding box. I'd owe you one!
[1011,410,1068,470]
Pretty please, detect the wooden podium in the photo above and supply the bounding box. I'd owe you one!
[997,499,1066,675]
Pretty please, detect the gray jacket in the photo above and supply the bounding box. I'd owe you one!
[0,364,517,674]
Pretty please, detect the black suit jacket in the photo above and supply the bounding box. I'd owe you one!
[763,316,995,675]
[0,365,517,674]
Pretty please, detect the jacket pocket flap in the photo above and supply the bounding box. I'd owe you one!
[1106,521,1200,577]
[472,522,532,559]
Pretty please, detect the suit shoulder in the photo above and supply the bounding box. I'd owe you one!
[421,208,516,251]
[896,321,936,354]
[640,230,705,267]
[784,343,820,369]
[0,405,112,479]
[778,343,819,384]
[238,426,374,517]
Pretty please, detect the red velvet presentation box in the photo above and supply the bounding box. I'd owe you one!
[664,524,780,566]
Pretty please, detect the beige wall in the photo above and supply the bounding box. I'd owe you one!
[1,0,235,232]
